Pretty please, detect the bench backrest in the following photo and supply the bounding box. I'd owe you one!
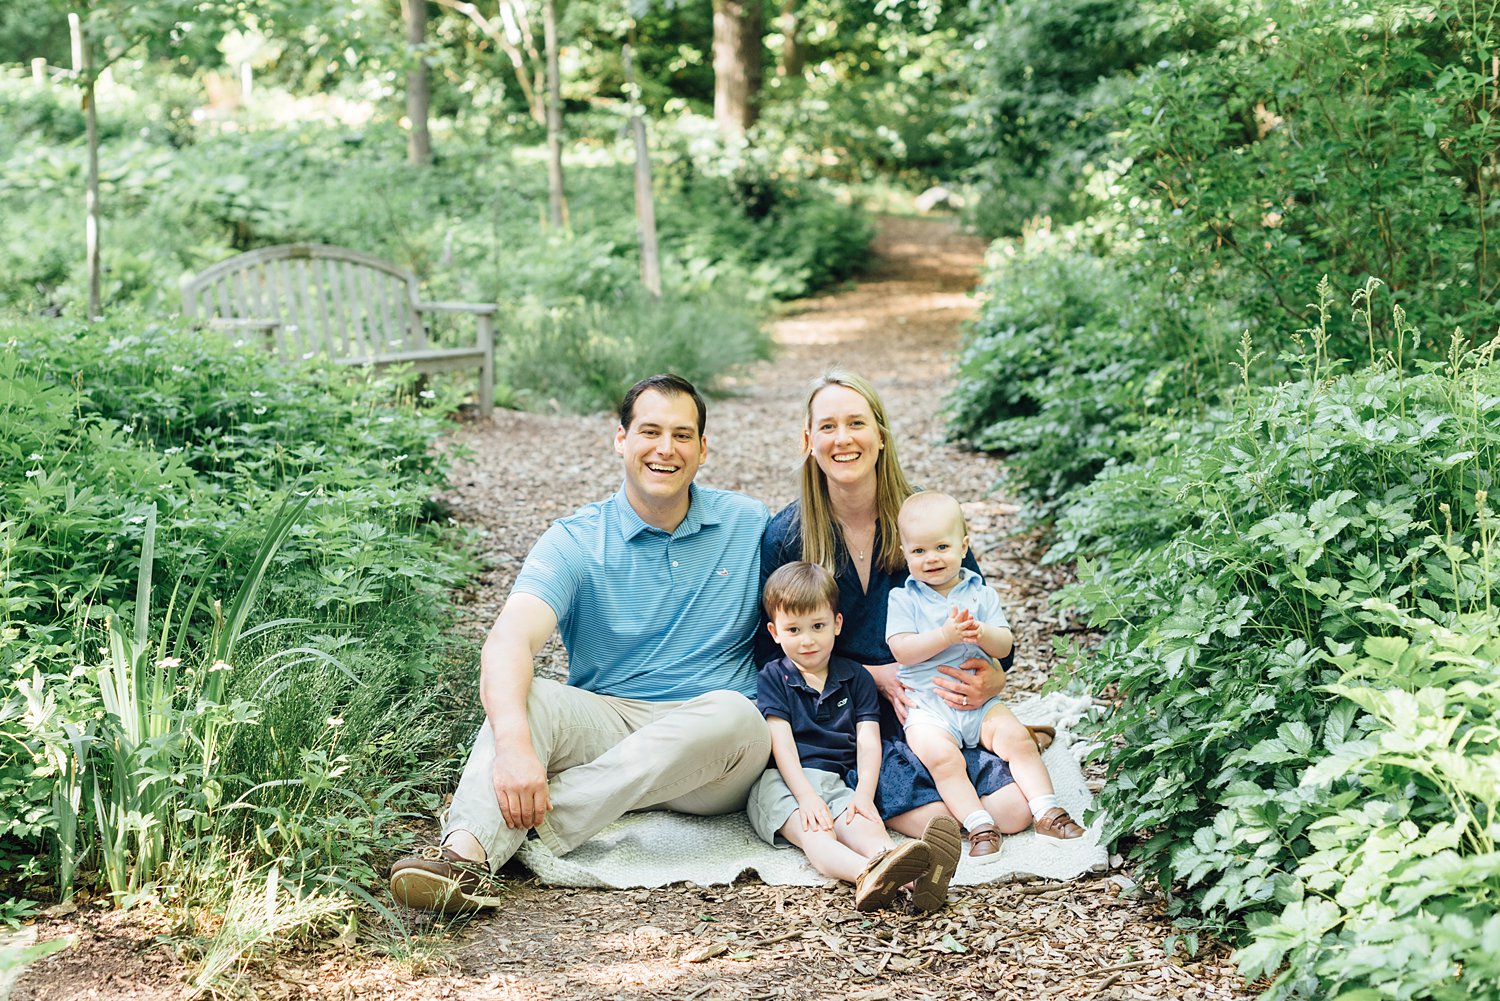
[182,244,426,360]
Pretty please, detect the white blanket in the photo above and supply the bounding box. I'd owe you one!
[515,693,1107,888]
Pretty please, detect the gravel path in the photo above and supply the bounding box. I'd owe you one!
[14,216,1254,1001]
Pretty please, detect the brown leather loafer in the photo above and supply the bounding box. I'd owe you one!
[910,815,962,912]
[1034,807,1085,842]
[967,823,1003,862]
[389,846,505,913]
[853,840,931,912]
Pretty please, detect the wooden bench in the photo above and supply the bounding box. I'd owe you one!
[181,243,496,412]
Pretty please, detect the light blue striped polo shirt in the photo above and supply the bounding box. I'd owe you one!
[512,483,770,701]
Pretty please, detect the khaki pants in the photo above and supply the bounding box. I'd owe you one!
[443,678,771,870]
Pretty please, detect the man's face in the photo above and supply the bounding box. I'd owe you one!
[767,605,842,674]
[614,389,707,511]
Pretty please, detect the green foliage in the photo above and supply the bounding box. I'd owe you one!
[1,314,472,913]
[947,226,1244,511]
[1054,291,1500,998]
[503,283,770,415]
[1121,0,1500,343]
[958,0,1213,234]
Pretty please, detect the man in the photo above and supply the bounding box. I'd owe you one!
[390,374,772,912]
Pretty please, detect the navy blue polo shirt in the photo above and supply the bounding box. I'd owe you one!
[756,654,882,776]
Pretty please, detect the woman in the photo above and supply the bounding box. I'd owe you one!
[756,370,1036,840]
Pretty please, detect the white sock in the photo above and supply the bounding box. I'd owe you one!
[963,809,994,832]
[1028,794,1059,820]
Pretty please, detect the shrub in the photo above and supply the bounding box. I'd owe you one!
[1057,290,1500,998]
[1,313,472,909]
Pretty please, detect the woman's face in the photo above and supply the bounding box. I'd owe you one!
[805,384,883,490]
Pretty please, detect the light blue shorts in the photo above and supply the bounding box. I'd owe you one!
[746,766,855,845]
[904,694,1004,748]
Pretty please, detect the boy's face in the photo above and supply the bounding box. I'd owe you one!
[767,605,842,673]
[899,509,969,592]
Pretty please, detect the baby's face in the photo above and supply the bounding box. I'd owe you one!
[899,509,968,591]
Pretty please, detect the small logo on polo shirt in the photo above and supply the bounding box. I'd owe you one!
[716,568,729,576]
[837,698,848,707]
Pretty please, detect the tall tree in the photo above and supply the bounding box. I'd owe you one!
[401,0,433,164]
[542,0,567,227]
[711,0,761,138]
[776,0,802,79]
[435,0,545,122]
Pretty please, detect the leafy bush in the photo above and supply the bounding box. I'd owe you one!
[948,226,1243,509]
[1056,290,1500,998]
[1118,0,1500,342]
[1,313,472,910]
[502,283,770,414]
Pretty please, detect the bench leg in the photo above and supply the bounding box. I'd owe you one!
[477,315,495,417]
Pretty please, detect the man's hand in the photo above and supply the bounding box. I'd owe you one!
[797,793,835,832]
[492,746,551,830]
[864,661,914,723]
[932,655,1004,711]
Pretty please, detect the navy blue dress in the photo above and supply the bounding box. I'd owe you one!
[757,502,1016,818]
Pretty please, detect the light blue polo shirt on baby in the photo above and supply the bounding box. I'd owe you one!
[885,567,1010,691]
[512,483,770,701]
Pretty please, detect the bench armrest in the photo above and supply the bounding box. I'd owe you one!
[414,301,498,315]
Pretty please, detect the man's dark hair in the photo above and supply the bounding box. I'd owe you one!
[618,374,707,436]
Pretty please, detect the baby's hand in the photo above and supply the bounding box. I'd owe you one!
[797,794,834,832]
[948,606,980,644]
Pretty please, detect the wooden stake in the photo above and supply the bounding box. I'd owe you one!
[623,42,660,299]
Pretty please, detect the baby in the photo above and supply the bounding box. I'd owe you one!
[886,491,1084,860]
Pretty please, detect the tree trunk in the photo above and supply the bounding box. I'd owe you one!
[623,44,660,299]
[712,0,762,139]
[778,0,803,79]
[402,0,432,165]
[71,12,101,317]
[543,0,567,228]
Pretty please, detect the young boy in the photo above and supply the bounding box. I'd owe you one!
[887,491,1085,861]
[748,561,963,912]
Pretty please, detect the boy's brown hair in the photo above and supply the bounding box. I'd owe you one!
[762,561,840,619]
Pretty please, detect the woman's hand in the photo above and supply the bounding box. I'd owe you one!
[864,661,914,724]
[932,656,1005,711]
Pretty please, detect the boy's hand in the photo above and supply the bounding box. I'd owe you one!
[842,792,880,826]
[797,794,834,832]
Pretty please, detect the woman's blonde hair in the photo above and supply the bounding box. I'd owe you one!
[797,370,913,575]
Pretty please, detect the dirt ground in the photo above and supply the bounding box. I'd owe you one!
[14,216,1255,1000]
